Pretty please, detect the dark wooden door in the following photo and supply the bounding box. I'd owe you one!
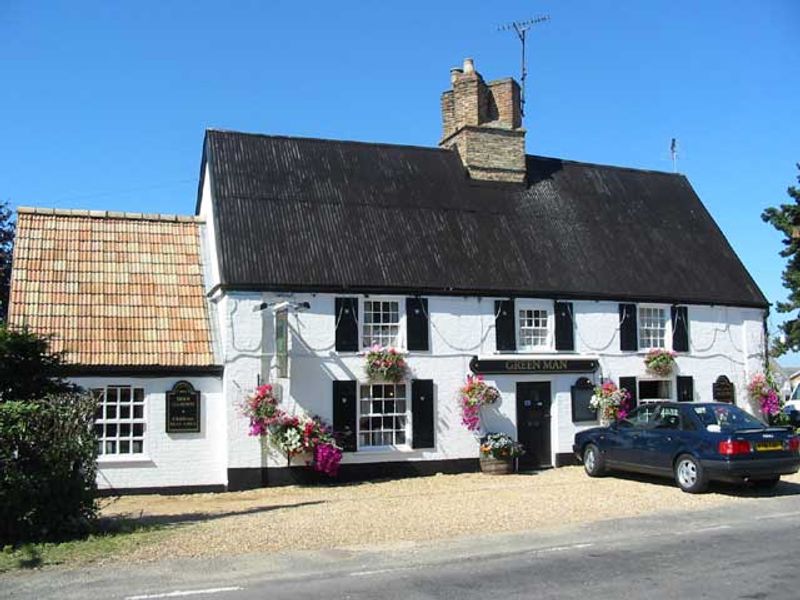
[516,382,552,469]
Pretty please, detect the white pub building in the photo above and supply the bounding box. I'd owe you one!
[9,59,768,493]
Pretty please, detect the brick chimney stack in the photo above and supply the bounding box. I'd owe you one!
[439,58,526,184]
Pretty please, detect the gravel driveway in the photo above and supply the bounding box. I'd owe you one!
[101,468,800,562]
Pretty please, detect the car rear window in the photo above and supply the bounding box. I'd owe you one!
[693,405,765,431]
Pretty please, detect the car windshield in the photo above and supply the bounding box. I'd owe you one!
[692,405,765,431]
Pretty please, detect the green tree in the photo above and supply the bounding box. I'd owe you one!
[762,164,800,356]
[0,201,14,322]
[0,326,73,402]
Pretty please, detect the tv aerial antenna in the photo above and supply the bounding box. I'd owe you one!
[670,137,679,173]
[498,15,550,116]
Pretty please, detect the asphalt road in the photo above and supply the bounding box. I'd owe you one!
[4,494,800,599]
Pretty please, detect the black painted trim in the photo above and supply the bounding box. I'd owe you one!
[406,297,430,351]
[555,453,581,467]
[65,365,223,377]
[334,297,359,352]
[554,301,575,351]
[619,303,638,352]
[495,299,516,352]
[97,484,226,497]
[213,283,770,310]
[227,459,478,490]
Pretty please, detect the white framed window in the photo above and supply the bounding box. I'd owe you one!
[638,379,672,402]
[93,385,146,456]
[517,302,552,351]
[362,299,401,348]
[358,382,409,448]
[638,306,667,349]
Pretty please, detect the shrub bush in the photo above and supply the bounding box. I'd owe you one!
[0,326,72,402]
[0,393,98,544]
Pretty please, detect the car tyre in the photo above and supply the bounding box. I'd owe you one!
[674,454,708,494]
[583,443,606,477]
[751,476,780,490]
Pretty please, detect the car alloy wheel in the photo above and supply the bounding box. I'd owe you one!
[677,459,696,487]
[674,454,708,493]
[585,447,596,471]
[583,443,605,477]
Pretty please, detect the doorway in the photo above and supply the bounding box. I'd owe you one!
[516,382,552,469]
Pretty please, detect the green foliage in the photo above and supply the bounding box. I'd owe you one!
[0,394,98,544]
[0,326,73,402]
[0,201,13,323]
[762,164,800,356]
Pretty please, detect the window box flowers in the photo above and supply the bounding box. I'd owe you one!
[458,374,501,432]
[479,432,525,475]
[590,381,631,426]
[644,349,677,376]
[364,345,408,382]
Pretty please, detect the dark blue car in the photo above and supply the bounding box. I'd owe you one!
[573,402,800,493]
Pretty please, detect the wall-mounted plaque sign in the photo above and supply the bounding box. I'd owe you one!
[712,375,735,404]
[166,381,201,433]
[469,356,599,375]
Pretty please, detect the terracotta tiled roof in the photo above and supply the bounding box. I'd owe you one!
[8,208,218,368]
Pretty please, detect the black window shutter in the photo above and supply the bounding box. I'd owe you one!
[406,297,429,351]
[554,301,575,351]
[671,306,689,353]
[619,377,638,409]
[677,376,694,403]
[619,303,638,352]
[332,380,357,451]
[412,379,435,449]
[495,300,516,352]
[334,297,359,352]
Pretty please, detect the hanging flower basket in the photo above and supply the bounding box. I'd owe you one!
[364,345,408,382]
[644,349,677,376]
[458,374,501,431]
[241,387,343,477]
[590,381,631,425]
[747,373,786,424]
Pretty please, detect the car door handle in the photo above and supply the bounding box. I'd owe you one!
[666,436,673,442]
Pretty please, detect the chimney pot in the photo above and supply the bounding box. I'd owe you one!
[450,67,462,84]
[463,58,475,74]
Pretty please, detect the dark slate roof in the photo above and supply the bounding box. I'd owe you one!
[200,129,767,308]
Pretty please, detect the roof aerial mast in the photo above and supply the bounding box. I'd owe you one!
[498,15,550,117]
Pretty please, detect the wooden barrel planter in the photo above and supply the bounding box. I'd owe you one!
[479,455,514,475]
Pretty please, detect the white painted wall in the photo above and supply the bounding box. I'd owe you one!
[219,292,767,469]
[72,375,225,490]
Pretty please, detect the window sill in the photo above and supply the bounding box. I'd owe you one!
[98,455,154,466]
[356,446,415,454]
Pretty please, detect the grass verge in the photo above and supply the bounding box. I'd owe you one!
[0,519,169,574]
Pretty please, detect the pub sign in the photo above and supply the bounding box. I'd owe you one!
[470,356,599,375]
[166,381,201,433]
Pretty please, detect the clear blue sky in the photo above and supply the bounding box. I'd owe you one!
[2,1,798,358]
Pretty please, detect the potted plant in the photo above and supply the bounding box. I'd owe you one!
[644,349,677,376]
[364,345,408,382]
[590,381,631,426]
[458,374,501,431]
[479,432,525,474]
